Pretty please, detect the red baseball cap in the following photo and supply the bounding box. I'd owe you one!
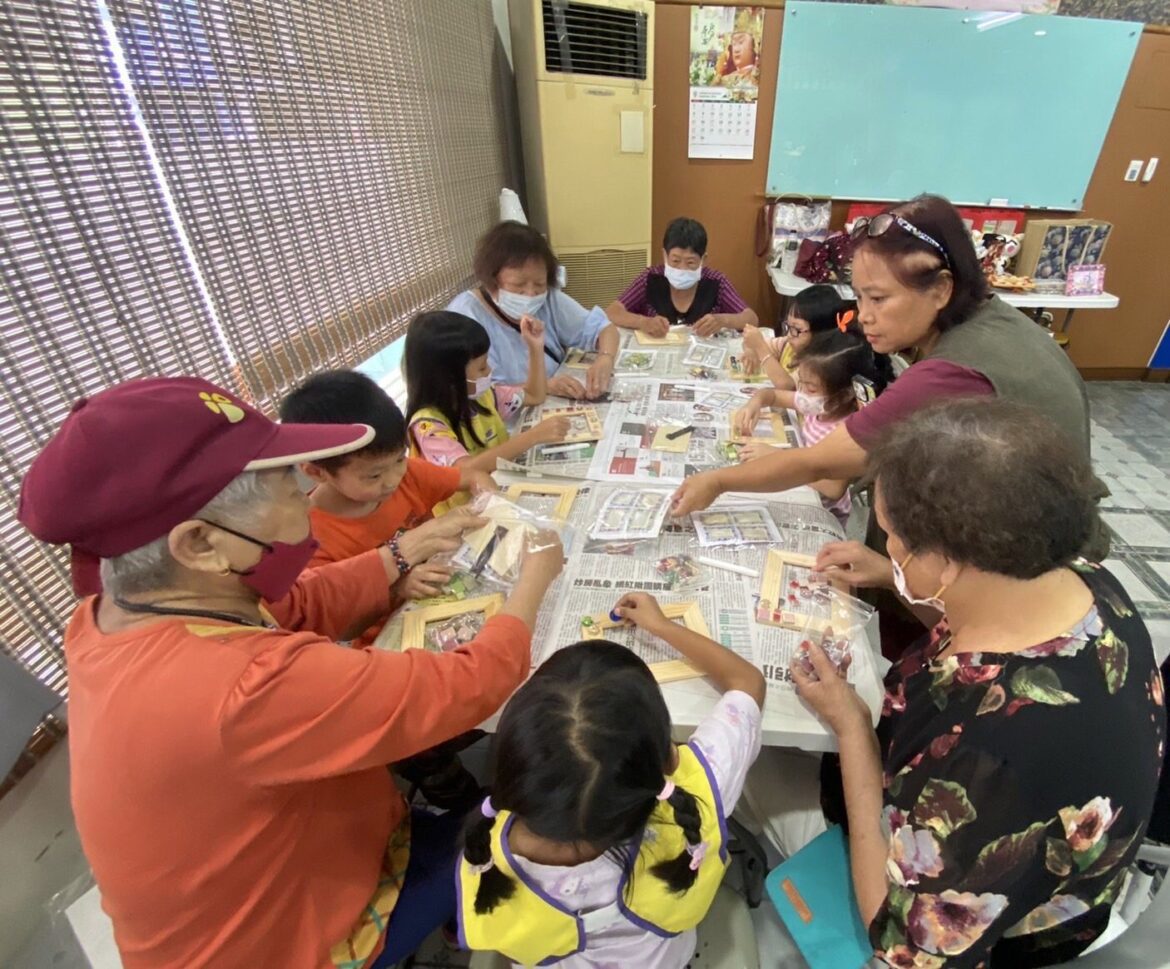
[18,376,373,595]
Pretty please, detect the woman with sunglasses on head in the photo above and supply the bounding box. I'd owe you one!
[673,194,1109,563]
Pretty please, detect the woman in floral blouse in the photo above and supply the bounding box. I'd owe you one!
[795,398,1164,968]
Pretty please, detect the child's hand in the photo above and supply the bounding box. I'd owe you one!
[643,315,671,338]
[529,415,571,445]
[613,592,668,632]
[734,400,764,437]
[742,324,770,359]
[394,561,455,600]
[463,469,499,497]
[738,441,780,463]
[520,315,545,348]
[519,531,565,583]
[740,348,760,375]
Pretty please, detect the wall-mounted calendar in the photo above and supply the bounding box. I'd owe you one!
[687,6,763,160]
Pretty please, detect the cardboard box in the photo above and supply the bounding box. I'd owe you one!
[1015,219,1112,281]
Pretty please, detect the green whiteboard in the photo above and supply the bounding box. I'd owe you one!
[766,3,1140,209]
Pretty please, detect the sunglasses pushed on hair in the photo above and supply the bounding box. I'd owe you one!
[851,213,950,268]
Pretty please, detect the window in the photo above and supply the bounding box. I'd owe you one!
[1,0,517,783]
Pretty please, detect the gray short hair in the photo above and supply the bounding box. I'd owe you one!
[99,471,274,598]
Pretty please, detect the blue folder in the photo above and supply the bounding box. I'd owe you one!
[764,826,873,969]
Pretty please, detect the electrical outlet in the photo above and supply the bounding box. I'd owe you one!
[1125,160,1143,182]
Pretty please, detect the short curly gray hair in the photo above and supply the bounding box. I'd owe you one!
[99,471,274,598]
[869,398,1098,579]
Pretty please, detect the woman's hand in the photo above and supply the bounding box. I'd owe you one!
[738,441,780,463]
[393,561,455,600]
[693,313,726,338]
[548,373,587,400]
[814,541,895,590]
[670,470,723,517]
[613,592,668,633]
[526,415,571,446]
[518,531,565,583]
[519,314,545,349]
[791,636,871,736]
[643,315,671,338]
[585,354,613,399]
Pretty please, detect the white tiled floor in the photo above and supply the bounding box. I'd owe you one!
[1103,559,1157,603]
[1100,513,1170,550]
[1145,620,1170,667]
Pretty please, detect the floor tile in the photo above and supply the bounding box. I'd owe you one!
[1103,559,1157,602]
[1144,619,1170,667]
[1147,560,1170,588]
[1101,512,1170,549]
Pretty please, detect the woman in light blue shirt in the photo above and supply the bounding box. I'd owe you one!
[447,221,619,400]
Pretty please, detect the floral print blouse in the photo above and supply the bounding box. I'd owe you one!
[871,561,1165,968]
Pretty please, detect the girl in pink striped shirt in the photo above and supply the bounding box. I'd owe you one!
[736,327,893,524]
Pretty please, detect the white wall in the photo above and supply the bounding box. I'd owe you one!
[0,743,89,963]
[492,0,513,67]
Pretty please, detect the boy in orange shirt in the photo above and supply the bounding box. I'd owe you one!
[280,370,496,602]
[281,370,499,809]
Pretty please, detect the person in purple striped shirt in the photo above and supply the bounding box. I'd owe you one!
[606,218,759,338]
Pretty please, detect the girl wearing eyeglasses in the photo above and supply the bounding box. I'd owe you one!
[741,283,857,391]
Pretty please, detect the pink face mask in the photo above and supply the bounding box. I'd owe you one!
[200,520,319,603]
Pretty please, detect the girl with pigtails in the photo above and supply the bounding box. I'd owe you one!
[457,592,766,968]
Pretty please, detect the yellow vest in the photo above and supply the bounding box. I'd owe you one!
[410,391,510,515]
[457,743,728,966]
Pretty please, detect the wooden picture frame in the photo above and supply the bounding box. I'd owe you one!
[544,406,603,443]
[727,411,793,446]
[504,482,579,521]
[579,601,711,683]
[724,354,766,383]
[401,594,504,652]
[563,348,599,369]
[634,328,689,347]
[756,550,849,631]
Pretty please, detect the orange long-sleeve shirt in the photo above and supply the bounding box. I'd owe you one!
[65,549,531,968]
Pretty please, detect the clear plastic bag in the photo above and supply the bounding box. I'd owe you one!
[654,553,708,593]
[442,491,577,590]
[690,503,784,548]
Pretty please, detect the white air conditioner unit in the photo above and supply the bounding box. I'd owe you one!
[509,0,654,309]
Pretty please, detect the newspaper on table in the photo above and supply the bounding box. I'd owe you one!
[535,490,878,697]
[372,482,602,652]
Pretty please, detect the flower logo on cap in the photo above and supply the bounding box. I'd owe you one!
[199,391,246,424]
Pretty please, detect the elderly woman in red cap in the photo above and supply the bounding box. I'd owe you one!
[19,376,563,969]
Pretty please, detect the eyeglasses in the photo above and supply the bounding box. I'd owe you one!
[851,213,950,268]
[781,321,809,337]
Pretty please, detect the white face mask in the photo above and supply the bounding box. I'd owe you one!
[794,390,827,417]
[664,264,702,290]
[467,372,493,399]
[891,553,947,611]
[496,288,547,318]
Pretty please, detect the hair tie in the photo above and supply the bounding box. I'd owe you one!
[686,840,708,871]
[656,780,676,801]
[836,310,855,333]
[481,796,498,819]
[468,858,495,876]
